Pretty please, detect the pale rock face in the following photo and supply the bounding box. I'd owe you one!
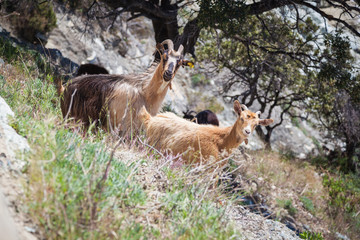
[0,96,29,172]
[45,3,156,75]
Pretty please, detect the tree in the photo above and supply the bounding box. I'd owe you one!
[195,12,317,148]
[83,0,360,57]
[83,0,360,168]
[308,33,360,172]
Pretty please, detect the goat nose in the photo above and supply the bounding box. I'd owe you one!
[165,70,172,76]
[167,62,174,72]
[245,129,251,135]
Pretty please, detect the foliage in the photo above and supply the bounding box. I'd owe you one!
[196,8,360,172]
[299,231,324,240]
[191,73,209,86]
[322,173,360,213]
[307,33,360,172]
[196,12,318,147]
[161,102,176,113]
[6,0,57,42]
[276,199,297,216]
[322,172,360,236]
[300,196,315,214]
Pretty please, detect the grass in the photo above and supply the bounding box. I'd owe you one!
[2,34,360,240]
[0,36,239,239]
[300,196,315,214]
[276,199,297,216]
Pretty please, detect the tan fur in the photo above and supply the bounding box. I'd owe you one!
[139,101,274,164]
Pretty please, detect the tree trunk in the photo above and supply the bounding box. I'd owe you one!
[256,126,272,150]
[345,139,358,173]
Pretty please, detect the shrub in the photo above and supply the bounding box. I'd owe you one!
[276,199,297,216]
[300,196,315,214]
[9,0,57,42]
[299,231,324,240]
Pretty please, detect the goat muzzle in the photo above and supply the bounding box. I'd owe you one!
[163,70,173,82]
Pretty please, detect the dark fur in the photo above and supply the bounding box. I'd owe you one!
[61,74,120,127]
[195,110,219,126]
[183,109,219,126]
[76,63,109,76]
[183,110,196,120]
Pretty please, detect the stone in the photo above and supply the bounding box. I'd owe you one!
[0,96,29,172]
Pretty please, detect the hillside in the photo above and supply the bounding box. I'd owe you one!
[1,1,360,240]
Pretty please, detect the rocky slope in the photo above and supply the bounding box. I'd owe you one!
[0,96,36,240]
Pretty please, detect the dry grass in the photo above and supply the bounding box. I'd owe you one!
[230,149,342,238]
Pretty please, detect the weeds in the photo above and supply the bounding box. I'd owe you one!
[276,199,297,216]
[299,231,324,240]
[300,196,315,214]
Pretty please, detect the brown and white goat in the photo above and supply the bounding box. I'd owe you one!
[139,100,273,164]
[58,39,193,135]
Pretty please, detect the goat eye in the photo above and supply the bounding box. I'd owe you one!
[247,115,251,118]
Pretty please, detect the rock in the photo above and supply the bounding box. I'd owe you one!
[0,96,29,172]
[335,232,350,240]
[0,190,18,240]
[0,58,4,67]
[226,205,300,240]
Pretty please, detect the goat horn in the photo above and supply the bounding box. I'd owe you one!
[177,44,184,54]
[241,104,248,111]
[161,39,174,50]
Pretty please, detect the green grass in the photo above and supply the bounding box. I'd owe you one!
[0,36,239,239]
[300,196,315,214]
[276,199,297,216]
[299,231,324,240]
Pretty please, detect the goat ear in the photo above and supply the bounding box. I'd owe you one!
[258,119,274,126]
[234,100,242,116]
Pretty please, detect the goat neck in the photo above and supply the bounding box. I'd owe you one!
[143,62,169,116]
[219,119,247,152]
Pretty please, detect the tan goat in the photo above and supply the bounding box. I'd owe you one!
[58,39,193,135]
[139,100,274,164]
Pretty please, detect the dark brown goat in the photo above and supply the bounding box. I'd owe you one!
[76,63,109,76]
[59,39,193,135]
[183,109,219,126]
[195,110,219,126]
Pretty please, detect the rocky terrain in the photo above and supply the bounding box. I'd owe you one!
[1,2,359,239]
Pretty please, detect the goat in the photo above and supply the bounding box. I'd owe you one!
[58,39,193,135]
[76,63,109,76]
[139,100,273,164]
[183,109,196,120]
[194,110,219,126]
[183,109,219,126]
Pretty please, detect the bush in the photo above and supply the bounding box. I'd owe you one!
[299,231,324,240]
[9,0,57,42]
[300,196,315,214]
[276,199,297,216]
